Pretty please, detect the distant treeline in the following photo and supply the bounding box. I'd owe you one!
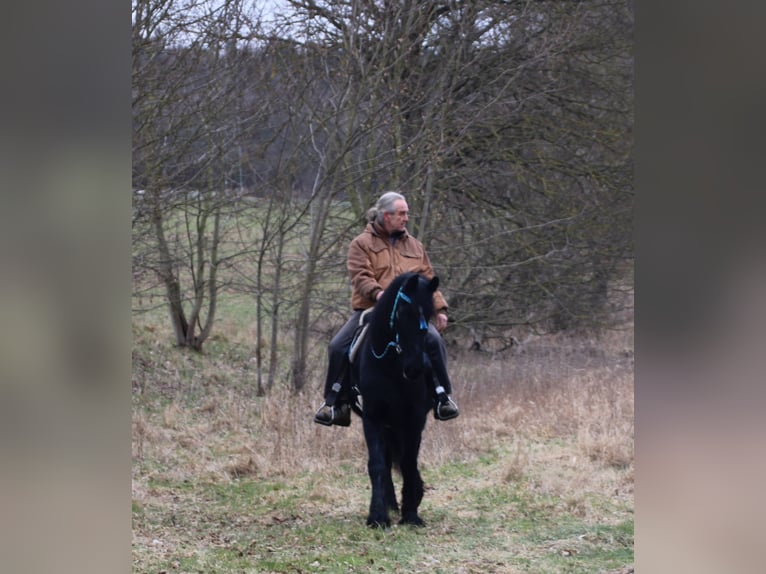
[132,0,634,390]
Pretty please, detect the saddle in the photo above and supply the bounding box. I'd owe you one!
[348,308,373,365]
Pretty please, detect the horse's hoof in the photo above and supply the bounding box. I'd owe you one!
[366,517,391,529]
[399,515,426,527]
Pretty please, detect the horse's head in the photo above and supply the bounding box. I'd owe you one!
[384,273,439,381]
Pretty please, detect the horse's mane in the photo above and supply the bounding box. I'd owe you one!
[376,272,417,311]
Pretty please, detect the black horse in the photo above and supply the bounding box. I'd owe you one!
[352,272,439,528]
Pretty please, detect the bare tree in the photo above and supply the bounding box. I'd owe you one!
[132,0,261,350]
[133,0,633,375]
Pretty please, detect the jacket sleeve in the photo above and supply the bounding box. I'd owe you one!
[348,238,383,303]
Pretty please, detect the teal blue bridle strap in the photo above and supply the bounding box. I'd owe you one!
[389,289,411,328]
[371,285,428,360]
[371,334,400,359]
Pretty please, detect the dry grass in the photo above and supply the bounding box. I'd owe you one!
[132,316,633,572]
[132,326,633,477]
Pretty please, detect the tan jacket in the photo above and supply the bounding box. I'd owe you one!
[348,221,448,313]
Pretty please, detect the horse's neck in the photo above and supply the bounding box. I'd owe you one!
[367,306,399,358]
[369,316,395,346]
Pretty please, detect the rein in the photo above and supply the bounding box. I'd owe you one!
[371,286,428,360]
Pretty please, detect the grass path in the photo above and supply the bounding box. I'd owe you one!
[132,440,632,573]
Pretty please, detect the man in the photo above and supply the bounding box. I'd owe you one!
[314,191,460,426]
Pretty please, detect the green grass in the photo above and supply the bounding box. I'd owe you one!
[132,443,632,574]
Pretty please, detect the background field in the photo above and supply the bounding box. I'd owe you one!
[132,305,634,573]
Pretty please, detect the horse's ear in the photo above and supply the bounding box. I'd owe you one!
[404,273,420,293]
[428,276,439,292]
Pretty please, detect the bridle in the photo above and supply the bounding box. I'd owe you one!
[371,285,429,360]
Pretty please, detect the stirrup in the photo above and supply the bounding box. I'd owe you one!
[351,385,364,417]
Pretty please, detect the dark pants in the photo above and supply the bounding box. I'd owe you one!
[322,311,454,401]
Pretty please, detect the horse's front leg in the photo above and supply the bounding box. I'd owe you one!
[362,417,391,528]
[398,431,425,527]
[383,442,399,513]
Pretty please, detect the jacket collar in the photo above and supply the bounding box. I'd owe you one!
[369,220,408,241]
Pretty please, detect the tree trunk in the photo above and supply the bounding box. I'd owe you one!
[151,193,190,347]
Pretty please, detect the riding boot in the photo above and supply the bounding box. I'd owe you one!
[432,378,460,421]
[314,401,351,427]
[314,312,362,427]
[314,363,352,427]
[425,326,460,421]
